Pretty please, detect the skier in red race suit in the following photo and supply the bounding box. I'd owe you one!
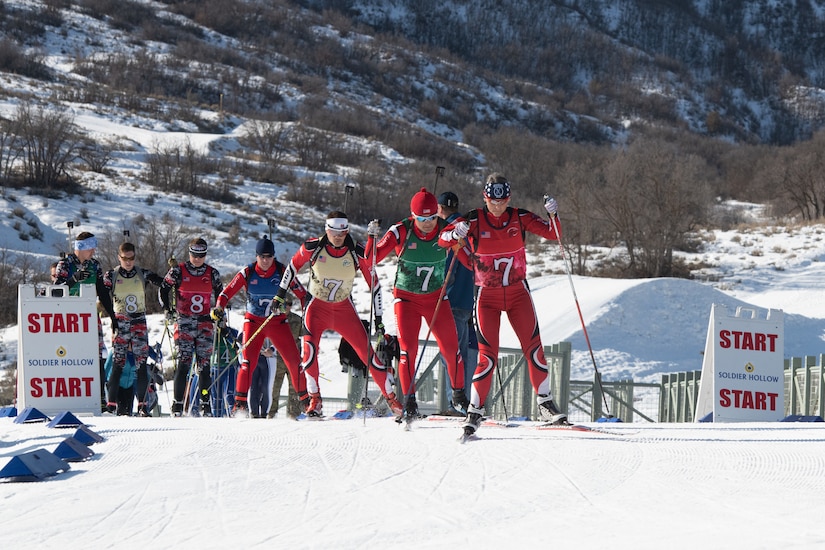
[273,211,403,418]
[211,237,309,417]
[439,173,569,436]
[365,187,470,422]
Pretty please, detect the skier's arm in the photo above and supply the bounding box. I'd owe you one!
[439,216,471,248]
[158,266,179,312]
[519,208,561,241]
[211,267,224,303]
[276,243,311,300]
[142,268,164,288]
[216,268,248,309]
[366,222,403,264]
[357,254,383,318]
[95,271,116,322]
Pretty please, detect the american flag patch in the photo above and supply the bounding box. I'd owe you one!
[318,255,326,262]
[250,279,258,285]
[481,231,491,238]
[408,242,417,250]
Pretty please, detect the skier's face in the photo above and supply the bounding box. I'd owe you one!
[484,195,510,217]
[256,253,274,270]
[413,213,438,233]
[326,228,348,247]
[118,251,136,270]
[189,252,206,267]
[76,248,95,262]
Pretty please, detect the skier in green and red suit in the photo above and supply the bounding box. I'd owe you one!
[439,173,569,436]
[365,187,470,423]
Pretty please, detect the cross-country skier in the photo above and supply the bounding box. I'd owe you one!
[54,231,116,412]
[439,173,569,437]
[273,211,403,418]
[436,190,477,407]
[102,242,164,416]
[159,238,223,417]
[365,187,469,423]
[211,237,308,417]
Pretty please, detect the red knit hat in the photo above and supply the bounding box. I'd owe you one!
[410,187,438,216]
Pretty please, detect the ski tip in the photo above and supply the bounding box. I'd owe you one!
[458,426,478,443]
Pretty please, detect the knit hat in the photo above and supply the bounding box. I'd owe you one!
[437,191,459,208]
[256,237,275,256]
[410,187,438,216]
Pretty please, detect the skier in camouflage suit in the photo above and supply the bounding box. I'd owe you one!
[160,238,223,417]
[54,231,116,412]
[102,242,164,416]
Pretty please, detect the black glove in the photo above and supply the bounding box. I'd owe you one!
[111,318,120,335]
[71,269,91,284]
[272,295,287,315]
[374,315,385,336]
[210,307,225,323]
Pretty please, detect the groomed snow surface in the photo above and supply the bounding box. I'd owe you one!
[5,255,825,548]
[2,415,825,548]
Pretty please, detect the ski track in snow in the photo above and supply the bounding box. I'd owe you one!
[4,418,825,548]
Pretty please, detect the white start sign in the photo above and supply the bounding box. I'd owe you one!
[695,304,785,422]
[16,284,101,415]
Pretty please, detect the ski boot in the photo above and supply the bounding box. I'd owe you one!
[451,388,470,415]
[537,394,569,425]
[385,392,404,417]
[460,405,484,443]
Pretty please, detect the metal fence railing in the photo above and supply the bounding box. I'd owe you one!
[345,340,661,422]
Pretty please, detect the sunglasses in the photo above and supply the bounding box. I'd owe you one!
[327,229,348,237]
[119,255,136,261]
[190,252,207,258]
[415,214,438,222]
[258,254,274,259]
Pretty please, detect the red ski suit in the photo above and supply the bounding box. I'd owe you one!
[367,218,465,397]
[216,261,308,401]
[439,207,561,408]
[278,236,395,398]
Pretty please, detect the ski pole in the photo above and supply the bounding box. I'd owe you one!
[162,316,176,410]
[433,166,445,195]
[362,224,380,425]
[222,310,279,369]
[545,200,611,417]
[496,367,509,422]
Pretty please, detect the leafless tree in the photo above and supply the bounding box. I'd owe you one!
[14,102,83,189]
[240,119,290,165]
[773,130,825,220]
[598,138,714,277]
[76,137,116,174]
[0,115,23,185]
